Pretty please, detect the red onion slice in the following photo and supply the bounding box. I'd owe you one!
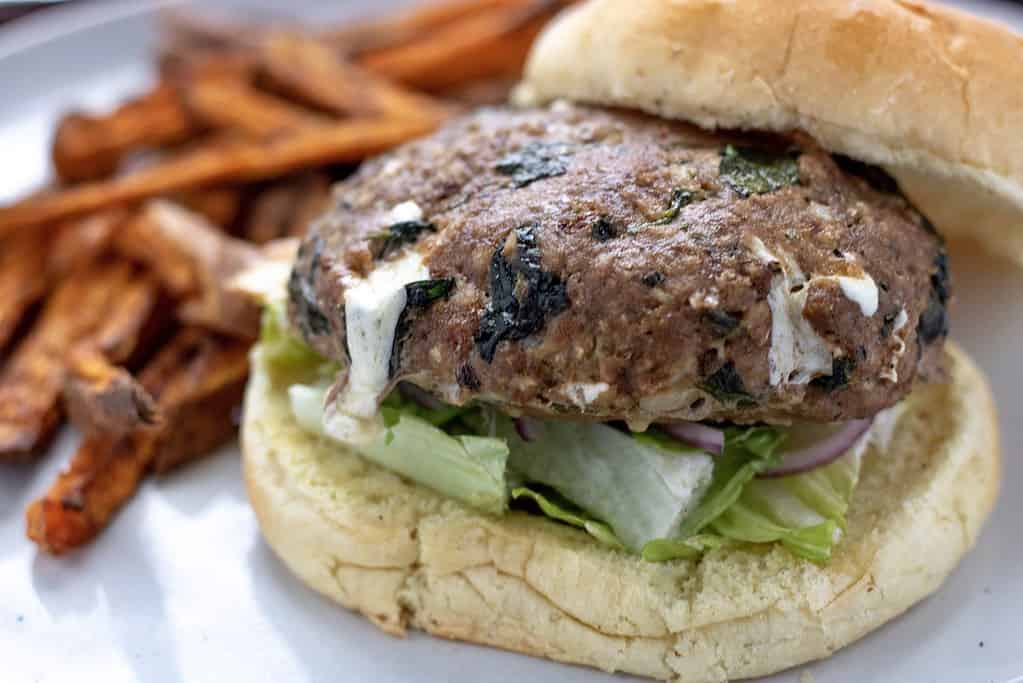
[515,417,544,442]
[659,422,725,455]
[759,418,873,478]
[398,382,445,411]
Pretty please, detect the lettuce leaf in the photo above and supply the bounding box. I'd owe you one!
[511,487,624,550]
[641,535,730,562]
[289,382,509,515]
[267,303,881,564]
[487,414,716,552]
[261,303,329,373]
[645,425,871,564]
[381,389,471,429]
[675,426,786,538]
[706,432,870,562]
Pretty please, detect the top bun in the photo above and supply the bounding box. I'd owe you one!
[516,0,1023,263]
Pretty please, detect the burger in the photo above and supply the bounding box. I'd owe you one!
[240,0,1005,679]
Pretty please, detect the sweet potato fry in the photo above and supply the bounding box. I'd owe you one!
[47,209,129,278]
[0,231,50,353]
[89,272,166,364]
[259,33,453,121]
[323,0,520,54]
[61,268,165,437]
[158,41,256,85]
[359,0,566,91]
[117,200,263,338]
[114,209,196,297]
[184,77,329,138]
[64,346,159,439]
[0,116,438,234]
[51,83,195,183]
[25,430,157,554]
[0,260,138,461]
[26,328,250,554]
[148,333,249,473]
[244,173,331,243]
[1,210,130,354]
[243,181,301,244]
[286,173,332,237]
[174,186,243,229]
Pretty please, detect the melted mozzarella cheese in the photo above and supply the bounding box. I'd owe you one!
[387,200,423,224]
[748,237,833,386]
[324,251,429,444]
[564,382,609,407]
[833,274,879,317]
[881,307,910,383]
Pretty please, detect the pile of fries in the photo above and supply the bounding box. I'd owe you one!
[0,0,570,555]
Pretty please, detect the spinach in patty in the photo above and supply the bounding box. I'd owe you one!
[377,219,437,259]
[719,145,801,197]
[700,361,752,404]
[476,226,570,363]
[495,142,572,187]
[389,278,455,377]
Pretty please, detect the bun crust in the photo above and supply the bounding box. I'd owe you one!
[242,343,999,682]
[516,0,1023,264]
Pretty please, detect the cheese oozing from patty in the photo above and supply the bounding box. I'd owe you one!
[324,251,430,444]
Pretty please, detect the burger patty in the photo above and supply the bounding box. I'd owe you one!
[288,104,948,426]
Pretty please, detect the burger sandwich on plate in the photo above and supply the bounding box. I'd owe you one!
[239,0,1008,679]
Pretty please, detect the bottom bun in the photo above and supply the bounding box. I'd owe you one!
[242,343,999,682]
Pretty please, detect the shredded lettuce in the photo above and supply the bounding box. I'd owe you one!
[261,303,329,373]
[644,430,869,563]
[641,535,731,562]
[289,382,509,515]
[380,390,470,429]
[511,487,624,550]
[674,426,785,538]
[484,414,715,553]
[706,433,869,562]
[262,304,876,565]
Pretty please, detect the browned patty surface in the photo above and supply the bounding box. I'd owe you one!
[289,105,947,426]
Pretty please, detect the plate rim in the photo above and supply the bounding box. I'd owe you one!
[0,0,181,62]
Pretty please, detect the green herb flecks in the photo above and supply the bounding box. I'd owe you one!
[719,145,801,197]
[626,188,702,234]
[388,278,455,377]
[405,278,455,306]
[651,189,697,225]
[495,142,572,187]
[475,225,570,363]
[376,219,437,259]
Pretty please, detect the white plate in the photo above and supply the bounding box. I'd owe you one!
[0,1,1021,681]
